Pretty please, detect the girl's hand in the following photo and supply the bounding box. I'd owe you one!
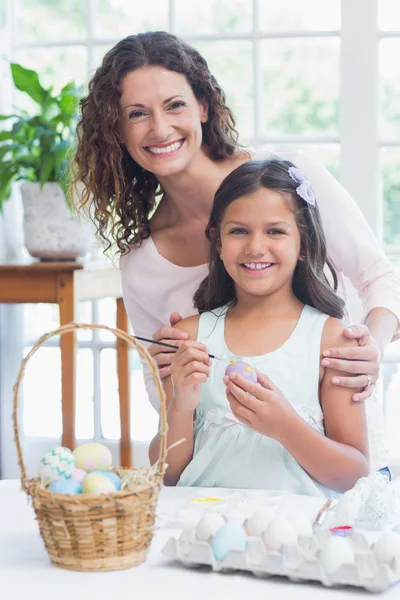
[170,340,211,413]
[321,324,380,402]
[223,369,297,440]
[149,312,187,379]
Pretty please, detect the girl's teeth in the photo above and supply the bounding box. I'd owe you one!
[244,263,271,270]
[147,141,182,155]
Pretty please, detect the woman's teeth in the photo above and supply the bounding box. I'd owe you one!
[243,262,272,270]
[146,140,183,155]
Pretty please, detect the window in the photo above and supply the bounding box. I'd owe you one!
[1,0,399,468]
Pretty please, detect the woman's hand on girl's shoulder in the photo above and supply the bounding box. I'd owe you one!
[320,318,379,402]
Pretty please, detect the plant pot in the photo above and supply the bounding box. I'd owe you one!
[21,182,91,260]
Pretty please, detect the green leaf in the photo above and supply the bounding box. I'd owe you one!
[11,63,48,106]
[39,152,56,186]
[0,144,12,160]
[0,130,12,141]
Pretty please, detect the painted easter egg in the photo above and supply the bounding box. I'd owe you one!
[210,522,247,562]
[38,446,75,484]
[319,536,355,577]
[262,516,297,552]
[73,442,112,472]
[70,468,87,484]
[83,473,117,495]
[196,512,226,542]
[245,505,275,537]
[225,360,257,383]
[48,479,83,495]
[90,470,121,490]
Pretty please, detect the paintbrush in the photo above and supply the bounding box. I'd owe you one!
[132,335,228,361]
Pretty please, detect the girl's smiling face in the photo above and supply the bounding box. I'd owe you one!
[119,65,208,178]
[219,187,302,301]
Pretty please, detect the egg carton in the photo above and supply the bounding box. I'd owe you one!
[162,526,400,593]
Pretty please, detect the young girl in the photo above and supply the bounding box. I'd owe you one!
[149,158,369,497]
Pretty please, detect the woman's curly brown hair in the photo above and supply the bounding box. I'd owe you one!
[71,31,242,254]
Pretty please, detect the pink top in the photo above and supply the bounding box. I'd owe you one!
[120,150,400,469]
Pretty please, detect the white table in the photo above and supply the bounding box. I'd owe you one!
[0,480,397,599]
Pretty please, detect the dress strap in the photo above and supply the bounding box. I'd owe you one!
[197,306,228,352]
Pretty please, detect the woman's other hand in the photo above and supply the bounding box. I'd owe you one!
[170,340,211,413]
[149,312,187,378]
[321,324,380,401]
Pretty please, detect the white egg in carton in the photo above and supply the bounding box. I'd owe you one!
[162,517,400,593]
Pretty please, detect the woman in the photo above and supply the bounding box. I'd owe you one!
[72,31,400,475]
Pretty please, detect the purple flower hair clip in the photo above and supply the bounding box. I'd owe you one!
[288,166,316,207]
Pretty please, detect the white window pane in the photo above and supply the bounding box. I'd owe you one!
[23,301,93,344]
[92,0,168,39]
[192,41,254,139]
[100,349,158,441]
[260,0,340,32]
[16,0,86,41]
[15,46,87,97]
[23,347,62,437]
[175,0,252,34]
[380,40,400,140]
[22,347,94,438]
[75,349,94,439]
[261,38,340,137]
[258,143,340,180]
[383,363,400,461]
[379,0,400,31]
[98,297,117,342]
[381,148,400,246]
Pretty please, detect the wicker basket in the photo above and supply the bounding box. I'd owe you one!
[12,323,167,572]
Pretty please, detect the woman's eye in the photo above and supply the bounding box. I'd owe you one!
[268,229,284,235]
[168,101,186,110]
[230,228,247,235]
[128,110,146,120]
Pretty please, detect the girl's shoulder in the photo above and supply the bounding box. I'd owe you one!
[321,317,358,354]
[175,315,201,341]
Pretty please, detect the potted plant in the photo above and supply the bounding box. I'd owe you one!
[0,63,90,260]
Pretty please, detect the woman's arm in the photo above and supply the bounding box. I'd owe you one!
[148,315,205,486]
[289,151,400,342]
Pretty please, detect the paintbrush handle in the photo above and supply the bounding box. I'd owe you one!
[132,335,224,360]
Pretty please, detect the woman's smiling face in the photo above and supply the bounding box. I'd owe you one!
[219,187,302,301]
[119,65,208,177]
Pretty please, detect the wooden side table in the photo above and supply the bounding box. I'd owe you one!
[0,259,132,467]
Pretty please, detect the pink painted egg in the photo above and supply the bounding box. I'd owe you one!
[225,360,257,383]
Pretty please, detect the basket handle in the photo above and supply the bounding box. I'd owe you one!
[12,323,168,492]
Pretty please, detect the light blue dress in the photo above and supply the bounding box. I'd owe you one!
[177,304,335,497]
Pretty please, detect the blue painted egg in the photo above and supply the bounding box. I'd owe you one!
[48,479,83,495]
[210,522,247,562]
[89,470,121,491]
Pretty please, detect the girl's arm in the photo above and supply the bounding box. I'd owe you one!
[275,317,369,492]
[287,150,400,343]
[224,318,369,493]
[148,315,208,486]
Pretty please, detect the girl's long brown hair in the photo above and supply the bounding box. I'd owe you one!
[194,158,345,319]
[71,31,242,254]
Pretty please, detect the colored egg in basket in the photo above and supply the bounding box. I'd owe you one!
[38,446,75,484]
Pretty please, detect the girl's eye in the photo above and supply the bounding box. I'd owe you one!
[230,228,247,235]
[268,229,285,235]
[128,110,147,120]
[168,101,186,110]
